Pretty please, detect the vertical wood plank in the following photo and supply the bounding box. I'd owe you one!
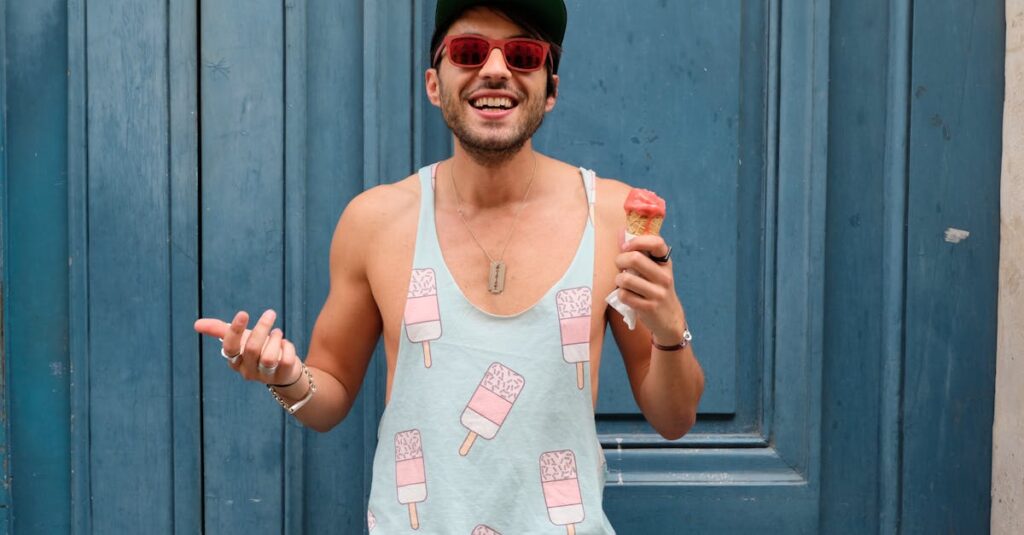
[6,0,72,532]
[300,1,378,532]
[283,0,306,532]
[169,0,202,533]
[85,0,173,531]
[200,0,285,532]
[878,0,912,533]
[0,0,10,530]
[902,0,1003,532]
[413,0,451,167]
[67,0,90,531]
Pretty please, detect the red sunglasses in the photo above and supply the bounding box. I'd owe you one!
[433,34,551,72]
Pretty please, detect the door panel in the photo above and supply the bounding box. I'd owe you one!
[534,1,828,531]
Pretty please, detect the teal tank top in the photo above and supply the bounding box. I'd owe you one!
[366,163,615,534]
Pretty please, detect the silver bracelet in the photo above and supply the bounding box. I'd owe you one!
[267,363,316,415]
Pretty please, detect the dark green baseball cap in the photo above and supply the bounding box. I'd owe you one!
[432,0,568,49]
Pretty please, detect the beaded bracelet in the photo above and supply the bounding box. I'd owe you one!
[267,363,316,415]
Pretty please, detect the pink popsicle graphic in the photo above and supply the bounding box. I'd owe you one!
[472,525,501,535]
[540,450,585,535]
[459,363,525,456]
[405,268,442,368]
[395,429,427,530]
[367,510,377,531]
[556,287,592,389]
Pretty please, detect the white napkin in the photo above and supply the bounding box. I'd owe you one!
[605,231,640,329]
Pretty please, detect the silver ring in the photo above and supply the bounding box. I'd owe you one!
[221,346,242,365]
[258,361,279,376]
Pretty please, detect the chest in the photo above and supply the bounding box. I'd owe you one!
[369,195,621,353]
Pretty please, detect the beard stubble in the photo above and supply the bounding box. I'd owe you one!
[438,78,547,167]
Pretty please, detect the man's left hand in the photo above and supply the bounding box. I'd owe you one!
[614,233,687,345]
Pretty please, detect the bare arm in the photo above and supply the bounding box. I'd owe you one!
[598,179,704,440]
[609,297,704,440]
[194,188,388,432]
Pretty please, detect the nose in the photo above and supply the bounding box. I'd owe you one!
[477,47,512,81]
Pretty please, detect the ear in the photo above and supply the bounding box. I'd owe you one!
[544,73,560,112]
[425,68,442,107]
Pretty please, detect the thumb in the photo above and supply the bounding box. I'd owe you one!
[193,318,231,339]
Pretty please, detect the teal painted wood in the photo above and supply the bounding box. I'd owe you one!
[414,0,453,167]
[819,0,896,532]
[878,1,912,532]
[0,0,9,531]
[85,1,175,531]
[901,0,1003,533]
[169,0,202,533]
[282,0,307,533]
[300,1,376,533]
[6,0,72,532]
[66,0,90,532]
[200,0,287,533]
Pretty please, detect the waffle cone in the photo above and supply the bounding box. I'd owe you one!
[626,212,664,236]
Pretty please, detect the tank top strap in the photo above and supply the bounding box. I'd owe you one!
[579,167,597,225]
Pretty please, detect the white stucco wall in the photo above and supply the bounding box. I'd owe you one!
[993,2,1024,533]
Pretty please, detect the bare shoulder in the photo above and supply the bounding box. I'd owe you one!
[335,174,419,234]
[329,174,421,276]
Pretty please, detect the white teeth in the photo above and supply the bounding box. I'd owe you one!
[472,97,513,109]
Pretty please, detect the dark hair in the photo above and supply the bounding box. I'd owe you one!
[430,3,562,97]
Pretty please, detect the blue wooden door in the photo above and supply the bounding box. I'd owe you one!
[0,0,1003,533]
[198,0,828,531]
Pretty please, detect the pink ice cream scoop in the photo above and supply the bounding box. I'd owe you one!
[472,525,501,535]
[556,287,592,390]
[405,268,441,368]
[395,430,427,529]
[540,450,585,534]
[459,363,525,456]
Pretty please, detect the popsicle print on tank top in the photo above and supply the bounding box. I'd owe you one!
[459,362,526,456]
[395,429,428,530]
[556,287,592,389]
[541,449,586,535]
[405,268,443,368]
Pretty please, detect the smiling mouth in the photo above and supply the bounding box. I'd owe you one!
[469,96,517,111]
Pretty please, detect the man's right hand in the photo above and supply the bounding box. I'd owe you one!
[194,309,303,386]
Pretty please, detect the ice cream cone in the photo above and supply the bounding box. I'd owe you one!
[626,212,663,236]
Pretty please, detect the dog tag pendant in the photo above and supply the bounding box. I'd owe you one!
[488,261,506,294]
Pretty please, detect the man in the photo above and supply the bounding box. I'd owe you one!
[194,0,704,532]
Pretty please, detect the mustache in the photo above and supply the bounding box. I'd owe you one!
[460,81,525,101]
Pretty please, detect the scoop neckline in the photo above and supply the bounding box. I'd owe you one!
[424,162,592,319]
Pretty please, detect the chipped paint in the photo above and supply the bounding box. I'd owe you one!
[944,228,970,243]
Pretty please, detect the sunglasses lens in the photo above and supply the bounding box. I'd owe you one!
[448,37,490,67]
[504,40,546,71]
[445,36,547,71]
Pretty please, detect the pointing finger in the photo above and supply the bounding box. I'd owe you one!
[193,318,230,339]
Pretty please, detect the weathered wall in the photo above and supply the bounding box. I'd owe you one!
[993,1,1024,533]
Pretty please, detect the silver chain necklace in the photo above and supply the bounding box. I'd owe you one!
[449,154,538,294]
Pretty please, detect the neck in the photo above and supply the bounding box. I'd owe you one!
[449,142,540,208]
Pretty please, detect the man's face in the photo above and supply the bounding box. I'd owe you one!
[426,7,559,163]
